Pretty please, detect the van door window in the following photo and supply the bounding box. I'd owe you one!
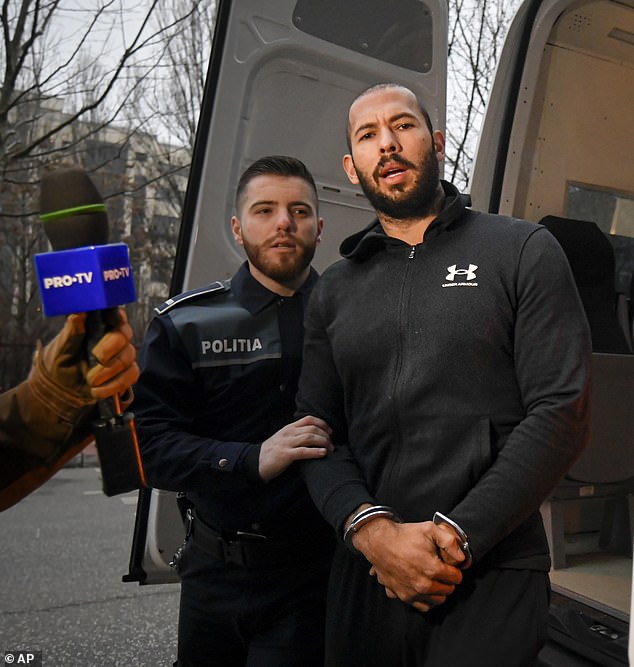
[292,0,434,73]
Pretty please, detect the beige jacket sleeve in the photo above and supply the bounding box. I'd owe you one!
[0,309,138,511]
[0,315,99,511]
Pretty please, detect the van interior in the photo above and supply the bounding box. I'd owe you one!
[470,0,634,651]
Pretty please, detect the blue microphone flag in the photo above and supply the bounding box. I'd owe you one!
[34,243,136,316]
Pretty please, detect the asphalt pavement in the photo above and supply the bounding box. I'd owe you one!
[0,466,180,666]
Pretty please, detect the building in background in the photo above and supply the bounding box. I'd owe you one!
[0,93,190,390]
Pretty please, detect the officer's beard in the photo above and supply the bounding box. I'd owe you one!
[242,236,317,286]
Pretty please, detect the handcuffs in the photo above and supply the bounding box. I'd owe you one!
[433,511,473,569]
[343,505,473,569]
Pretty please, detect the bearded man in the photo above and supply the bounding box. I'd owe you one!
[295,84,592,666]
[133,156,334,667]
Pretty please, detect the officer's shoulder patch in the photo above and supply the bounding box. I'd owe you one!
[154,280,230,315]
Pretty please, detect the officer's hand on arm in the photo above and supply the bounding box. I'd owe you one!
[346,506,464,613]
[259,415,333,482]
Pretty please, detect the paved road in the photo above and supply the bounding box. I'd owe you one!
[0,467,180,666]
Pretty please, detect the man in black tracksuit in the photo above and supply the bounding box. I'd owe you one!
[296,84,592,666]
[133,156,334,667]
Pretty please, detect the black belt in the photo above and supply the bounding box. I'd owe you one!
[185,509,301,567]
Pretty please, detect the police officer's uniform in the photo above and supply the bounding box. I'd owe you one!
[133,263,333,667]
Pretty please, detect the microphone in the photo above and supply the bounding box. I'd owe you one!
[34,167,146,497]
[35,170,135,317]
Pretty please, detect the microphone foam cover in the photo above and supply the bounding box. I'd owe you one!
[40,167,109,250]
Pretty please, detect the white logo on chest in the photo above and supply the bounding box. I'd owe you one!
[442,263,479,288]
[446,264,478,281]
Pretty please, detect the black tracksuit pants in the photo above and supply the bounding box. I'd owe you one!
[324,545,551,667]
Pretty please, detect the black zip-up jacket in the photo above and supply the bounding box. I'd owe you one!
[296,182,592,569]
[134,263,329,540]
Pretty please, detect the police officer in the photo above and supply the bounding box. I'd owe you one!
[133,156,334,667]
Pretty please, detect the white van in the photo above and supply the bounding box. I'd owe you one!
[126,1,634,664]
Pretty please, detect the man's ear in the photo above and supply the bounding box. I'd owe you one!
[432,130,446,161]
[231,216,243,246]
[342,154,359,185]
[316,218,324,244]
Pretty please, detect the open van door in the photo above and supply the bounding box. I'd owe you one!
[471,0,634,303]
[471,1,634,665]
[125,0,449,585]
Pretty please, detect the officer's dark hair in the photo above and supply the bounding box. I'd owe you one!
[235,155,319,215]
[345,83,435,152]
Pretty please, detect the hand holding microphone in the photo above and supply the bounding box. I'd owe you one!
[0,306,140,512]
[84,309,138,400]
[34,167,146,496]
[40,309,139,402]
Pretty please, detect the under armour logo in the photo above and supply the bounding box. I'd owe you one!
[446,264,478,281]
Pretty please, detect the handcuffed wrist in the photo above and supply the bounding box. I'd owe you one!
[343,505,402,555]
[433,511,473,569]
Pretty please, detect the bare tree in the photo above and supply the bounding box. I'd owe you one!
[446,0,521,190]
[129,0,217,211]
[149,0,215,149]
[0,0,199,389]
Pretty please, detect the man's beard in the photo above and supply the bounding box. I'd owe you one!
[355,147,441,220]
[242,236,317,284]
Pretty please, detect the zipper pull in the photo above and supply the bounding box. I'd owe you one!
[409,246,416,259]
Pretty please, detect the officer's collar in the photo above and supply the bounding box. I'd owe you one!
[232,262,318,315]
